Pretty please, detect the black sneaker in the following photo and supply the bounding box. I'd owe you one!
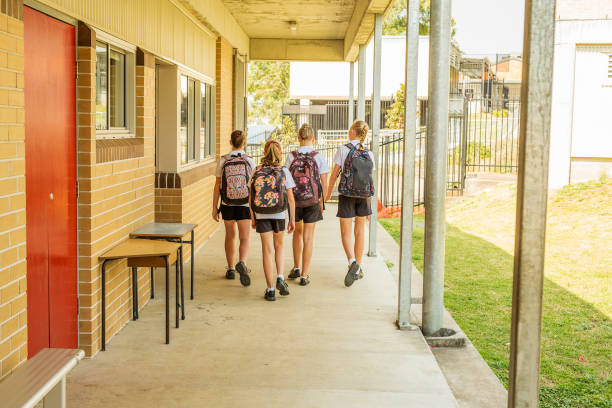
[236,261,251,287]
[264,289,276,301]
[299,276,310,286]
[276,277,290,296]
[344,262,361,287]
[226,269,235,280]
[288,268,301,280]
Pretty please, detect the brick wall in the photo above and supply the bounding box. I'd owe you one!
[77,23,155,356]
[0,8,26,379]
[556,0,612,20]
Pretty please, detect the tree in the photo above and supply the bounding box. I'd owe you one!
[383,0,456,38]
[385,83,405,129]
[247,61,291,126]
[268,116,297,147]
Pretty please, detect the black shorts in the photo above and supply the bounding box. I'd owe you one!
[255,219,286,233]
[336,195,372,218]
[220,205,251,221]
[295,204,323,223]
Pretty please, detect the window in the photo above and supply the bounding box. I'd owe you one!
[96,41,128,130]
[180,74,214,165]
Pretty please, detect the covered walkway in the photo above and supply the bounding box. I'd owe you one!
[65,206,457,407]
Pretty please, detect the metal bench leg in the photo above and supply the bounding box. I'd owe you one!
[190,230,195,300]
[132,267,138,320]
[165,256,169,344]
[175,251,179,329]
[43,377,65,408]
[150,267,155,299]
[179,245,185,320]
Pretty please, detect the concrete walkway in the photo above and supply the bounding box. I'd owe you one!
[67,205,457,407]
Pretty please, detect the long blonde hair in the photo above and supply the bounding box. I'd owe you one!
[350,120,369,144]
[261,140,283,167]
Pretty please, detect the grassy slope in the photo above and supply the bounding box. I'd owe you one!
[379,178,612,407]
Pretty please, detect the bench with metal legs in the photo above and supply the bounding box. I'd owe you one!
[99,239,181,351]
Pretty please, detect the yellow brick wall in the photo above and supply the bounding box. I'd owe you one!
[216,37,234,159]
[77,25,155,356]
[0,11,26,380]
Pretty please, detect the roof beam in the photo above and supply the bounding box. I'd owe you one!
[250,39,344,61]
[343,0,394,61]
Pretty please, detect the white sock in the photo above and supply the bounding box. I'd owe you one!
[348,258,356,266]
[278,274,284,281]
[293,267,301,272]
[266,287,274,293]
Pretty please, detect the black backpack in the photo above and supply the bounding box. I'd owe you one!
[250,166,287,214]
[338,143,375,198]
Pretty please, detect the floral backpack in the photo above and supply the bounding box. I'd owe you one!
[289,151,322,208]
[338,143,375,198]
[250,166,287,214]
[220,153,252,205]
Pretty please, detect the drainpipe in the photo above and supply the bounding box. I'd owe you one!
[348,61,355,128]
[357,45,366,120]
[422,0,451,336]
[368,13,382,257]
[397,0,420,330]
[508,0,556,406]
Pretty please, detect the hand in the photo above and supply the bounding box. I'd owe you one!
[251,218,256,230]
[287,219,295,234]
[212,209,219,222]
[325,191,332,202]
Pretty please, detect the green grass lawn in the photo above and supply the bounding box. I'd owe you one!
[379,179,612,407]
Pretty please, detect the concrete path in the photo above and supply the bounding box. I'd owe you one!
[67,205,457,407]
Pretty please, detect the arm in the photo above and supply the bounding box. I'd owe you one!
[287,188,296,234]
[212,177,221,222]
[320,173,328,212]
[325,165,341,202]
[248,182,256,229]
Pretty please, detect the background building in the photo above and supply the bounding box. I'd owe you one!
[550,0,612,188]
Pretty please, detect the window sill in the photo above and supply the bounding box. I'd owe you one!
[96,130,135,139]
[179,157,215,172]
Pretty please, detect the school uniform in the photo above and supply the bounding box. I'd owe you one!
[285,146,330,224]
[251,167,296,233]
[215,150,256,221]
[333,140,375,218]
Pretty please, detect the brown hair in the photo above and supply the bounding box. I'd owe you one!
[350,120,369,143]
[261,140,283,167]
[230,130,246,149]
[298,123,315,141]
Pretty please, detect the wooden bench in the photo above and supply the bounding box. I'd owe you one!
[0,348,84,408]
[99,239,181,350]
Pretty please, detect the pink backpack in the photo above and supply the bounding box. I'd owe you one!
[220,153,251,205]
[289,151,322,208]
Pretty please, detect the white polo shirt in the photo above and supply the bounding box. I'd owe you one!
[333,140,375,171]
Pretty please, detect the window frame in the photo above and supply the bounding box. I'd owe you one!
[94,30,136,139]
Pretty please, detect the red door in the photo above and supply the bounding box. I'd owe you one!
[24,7,77,358]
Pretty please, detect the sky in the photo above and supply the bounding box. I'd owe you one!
[451,0,525,57]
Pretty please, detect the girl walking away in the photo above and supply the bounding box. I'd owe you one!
[325,120,375,287]
[285,123,329,286]
[250,140,296,301]
[212,130,255,286]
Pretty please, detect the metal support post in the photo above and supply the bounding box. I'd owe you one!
[397,0,420,330]
[43,377,66,408]
[508,0,556,406]
[368,13,383,257]
[348,61,355,128]
[357,44,366,120]
[422,0,451,336]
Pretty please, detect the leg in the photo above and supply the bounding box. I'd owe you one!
[190,230,195,299]
[339,217,356,262]
[43,377,65,408]
[132,267,138,320]
[101,260,108,351]
[292,221,304,269]
[260,232,275,288]
[179,245,185,320]
[237,219,251,262]
[354,216,367,264]
[273,231,285,277]
[175,252,179,329]
[165,256,169,344]
[224,220,237,270]
[301,222,316,276]
[150,267,154,299]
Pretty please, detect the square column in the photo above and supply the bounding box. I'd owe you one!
[357,45,366,120]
